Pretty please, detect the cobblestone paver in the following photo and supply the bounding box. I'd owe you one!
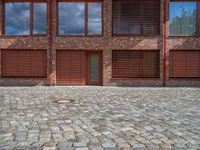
[0,86,200,150]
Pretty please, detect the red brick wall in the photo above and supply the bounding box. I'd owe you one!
[0,0,199,87]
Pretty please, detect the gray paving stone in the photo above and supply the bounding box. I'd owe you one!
[0,87,199,150]
[133,143,146,149]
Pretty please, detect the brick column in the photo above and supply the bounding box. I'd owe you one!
[0,0,2,36]
[0,0,2,78]
[165,0,170,86]
[51,0,57,85]
[102,0,112,85]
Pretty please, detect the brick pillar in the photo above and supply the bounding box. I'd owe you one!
[160,0,164,85]
[165,0,170,86]
[0,0,2,78]
[102,0,112,85]
[51,0,57,85]
[0,0,2,36]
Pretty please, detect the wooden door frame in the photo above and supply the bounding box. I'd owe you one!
[86,51,103,85]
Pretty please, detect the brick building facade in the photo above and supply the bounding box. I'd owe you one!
[0,0,200,86]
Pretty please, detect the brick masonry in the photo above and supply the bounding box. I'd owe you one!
[0,0,199,87]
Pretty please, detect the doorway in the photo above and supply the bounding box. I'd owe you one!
[87,52,102,85]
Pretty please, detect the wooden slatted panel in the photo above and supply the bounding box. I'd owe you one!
[2,50,47,77]
[170,51,200,78]
[113,0,141,35]
[113,0,160,35]
[142,0,160,35]
[112,50,160,78]
[56,50,86,85]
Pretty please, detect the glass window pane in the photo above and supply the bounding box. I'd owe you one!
[5,2,30,35]
[113,1,141,35]
[170,2,196,36]
[33,3,47,34]
[58,2,85,35]
[88,3,102,35]
[90,54,99,81]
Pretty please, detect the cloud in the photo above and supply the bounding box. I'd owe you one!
[5,2,30,35]
[33,3,47,34]
[5,2,102,35]
[5,2,47,35]
[58,2,85,35]
[88,3,102,34]
[58,2,102,35]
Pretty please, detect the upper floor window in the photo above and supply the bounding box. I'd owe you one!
[113,0,160,35]
[4,1,47,36]
[58,1,102,36]
[170,1,197,36]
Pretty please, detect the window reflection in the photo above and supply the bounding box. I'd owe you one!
[58,2,85,35]
[88,3,102,35]
[5,2,30,35]
[33,3,47,34]
[170,2,196,35]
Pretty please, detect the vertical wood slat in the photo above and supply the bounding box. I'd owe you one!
[56,50,86,85]
[2,50,47,77]
[112,50,160,78]
[169,51,200,78]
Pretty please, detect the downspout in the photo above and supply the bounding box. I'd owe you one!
[163,0,167,87]
[49,0,53,86]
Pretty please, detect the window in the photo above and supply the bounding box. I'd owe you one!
[5,2,30,35]
[113,0,160,35]
[112,50,160,78]
[58,2,85,35]
[33,3,47,34]
[4,1,47,36]
[58,1,102,36]
[170,1,197,36]
[88,3,102,35]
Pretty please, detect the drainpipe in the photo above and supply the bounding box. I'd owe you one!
[163,0,167,87]
[49,0,53,86]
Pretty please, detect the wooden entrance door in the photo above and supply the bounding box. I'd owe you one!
[87,52,102,85]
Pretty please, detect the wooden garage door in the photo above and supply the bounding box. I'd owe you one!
[56,50,86,85]
[2,50,47,77]
[170,51,200,78]
[112,50,160,78]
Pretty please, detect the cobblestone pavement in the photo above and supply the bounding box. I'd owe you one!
[0,87,200,150]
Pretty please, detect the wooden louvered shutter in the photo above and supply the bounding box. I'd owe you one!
[113,0,160,35]
[142,0,160,35]
[113,0,141,35]
[2,50,18,77]
[112,50,160,78]
[56,50,86,85]
[30,50,47,77]
[2,50,47,77]
[170,51,200,78]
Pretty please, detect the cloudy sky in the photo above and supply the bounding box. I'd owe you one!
[88,3,102,35]
[58,2,85,35]
[58,2,102,35]
[5,2,47,35]
[5,2,30,35]
[33,3,47,34]
[5,2,102,35]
